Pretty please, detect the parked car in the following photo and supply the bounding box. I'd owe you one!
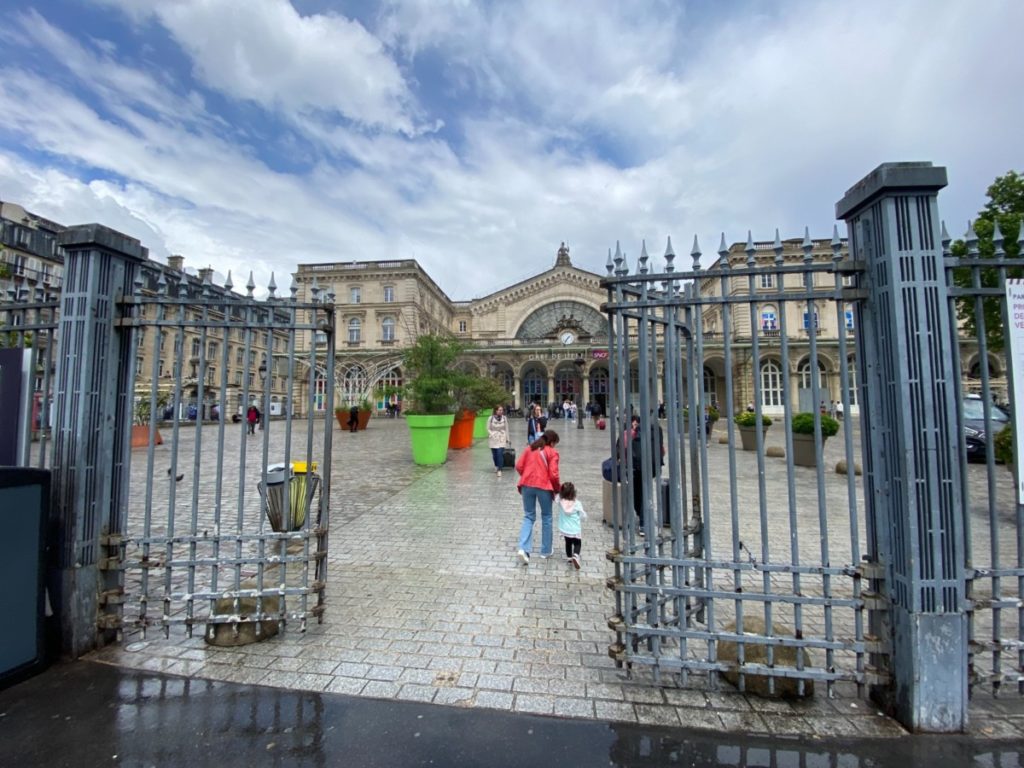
[963,396,1010,462]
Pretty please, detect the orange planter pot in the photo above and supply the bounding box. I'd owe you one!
[131,424,163,448]
[447,410,476,449]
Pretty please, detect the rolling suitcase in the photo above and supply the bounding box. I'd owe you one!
[502,447,516,467]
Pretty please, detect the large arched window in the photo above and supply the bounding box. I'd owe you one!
[760,305,778,331]
[703,366,717,406]
[313,372,327,412]
[348,318,361,343]
[589,367,609,395]
[845,355,859,407]
[381,317,395,342]
[761,361,783,407]
[555,368,578,399]
[522,370,546,401]
[343,365,367,403]
[798,360,826,389]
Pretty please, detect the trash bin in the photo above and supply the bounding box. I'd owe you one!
[258,462,319,532]
[0,468,50,689]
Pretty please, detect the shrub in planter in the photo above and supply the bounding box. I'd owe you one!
[790,412,839,466]
[734,411,772,428]
[402,334,466,464]
[791,412,839,437]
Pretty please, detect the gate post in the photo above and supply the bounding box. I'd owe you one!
[836,163,966,732]
[52,225,146,657]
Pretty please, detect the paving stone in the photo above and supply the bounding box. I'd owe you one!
[396,684,437,703]
[473,691,515,711]
[552,697,596,719]
[433,688,475,707]
[635,704,682,727]
[325,677,367,695]
[514,694,555,715]
[361,681,401,699]
[593,700,637,722]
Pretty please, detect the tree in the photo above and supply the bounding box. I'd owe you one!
[951,170,1024,351]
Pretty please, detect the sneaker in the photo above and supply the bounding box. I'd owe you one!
[517,549,530,565]
[571,554,581,570]
[638,529,646,538]
[539,552,553,559]
[497,469,502,477]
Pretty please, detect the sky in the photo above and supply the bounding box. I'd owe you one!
[1,0,1021,301]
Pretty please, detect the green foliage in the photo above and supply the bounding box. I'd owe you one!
[734,411,772,428]
[402,334,468,414]
[951,170,1024,352]
[462,376,509,411]
[995,424,1013,466]
[682,406,719,421]
[791,411,839,437]
[358,398,373,412]
[135,390,170,425]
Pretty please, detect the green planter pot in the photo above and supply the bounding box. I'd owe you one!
[407,413,456,465]
[473,413,490,439]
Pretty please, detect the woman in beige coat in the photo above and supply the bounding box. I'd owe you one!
[487,406,511,476]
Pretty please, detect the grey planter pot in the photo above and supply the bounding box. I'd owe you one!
[738,424,769,451]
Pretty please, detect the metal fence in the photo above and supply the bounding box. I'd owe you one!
[602,163,1024,731]
[602,232,872,699]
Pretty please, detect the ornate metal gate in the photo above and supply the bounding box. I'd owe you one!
[602,231,876,699]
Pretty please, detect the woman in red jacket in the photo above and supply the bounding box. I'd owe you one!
[514,429,560,565]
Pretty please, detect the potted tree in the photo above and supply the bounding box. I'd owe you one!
[356,397,373,430]
[132,389,169,447]
[734,410,772,451]
[403,334,465,465]
[467,377,512,440]
[790,411,840,466]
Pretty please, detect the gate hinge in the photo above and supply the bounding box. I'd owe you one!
[100,534,124,547]
[855,561,886,581]
[97,613,122,630]
[859,590,889,611]
[99,589,125,606]
[98,555,122,571]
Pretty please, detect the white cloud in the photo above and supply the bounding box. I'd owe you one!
[0,0,1021,306]
[97,0,426,135]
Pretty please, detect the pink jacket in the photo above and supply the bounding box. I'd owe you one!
[515,445,560,493]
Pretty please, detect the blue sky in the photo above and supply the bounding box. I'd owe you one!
[1,0,1021,299]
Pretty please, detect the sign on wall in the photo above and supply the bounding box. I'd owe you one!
[1005,280,1024,503]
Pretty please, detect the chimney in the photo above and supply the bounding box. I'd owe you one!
[197,266,214,283]
[167,255,184,271]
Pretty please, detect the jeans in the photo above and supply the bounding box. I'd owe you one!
[518,486,553,555]
[490,447,504,470]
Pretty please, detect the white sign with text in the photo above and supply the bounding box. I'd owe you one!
[1005,280,1024,503]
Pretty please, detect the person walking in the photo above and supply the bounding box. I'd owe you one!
[526,403,543,444]
[487,405,511,477]
[617,414,664,534]
[514,429,560,565]
[246,405,258,435]
[347,404,359,433]
[557,481,587,569]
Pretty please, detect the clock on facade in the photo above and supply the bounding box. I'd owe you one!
[560,331,576,345]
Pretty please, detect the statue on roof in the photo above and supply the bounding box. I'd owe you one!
[555,241,571,267]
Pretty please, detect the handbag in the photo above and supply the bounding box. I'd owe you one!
[601,457,621,483]
[502,446,516,467]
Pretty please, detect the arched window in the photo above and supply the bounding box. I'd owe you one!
[522,370,546,401]
[761,361,783,407]
[798,360,826,389]
[348,318,361,343]
[555,368,578,398]
[313,372,327,412]
[760,305,778,331]
[703,366,717,406]
[845,355,859,407]
[589,367,609,395]
[381,317,395,342]
[343,366,367,404]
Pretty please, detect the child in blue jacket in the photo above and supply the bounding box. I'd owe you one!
[556,481,588,569]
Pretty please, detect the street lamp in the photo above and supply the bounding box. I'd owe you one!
[258,356,268,428]
[573,358,585,430]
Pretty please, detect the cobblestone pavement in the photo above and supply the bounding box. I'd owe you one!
[92,415,1024,740]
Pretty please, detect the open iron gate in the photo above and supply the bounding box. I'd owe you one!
[601,233,878,698]
[111,264,337,643]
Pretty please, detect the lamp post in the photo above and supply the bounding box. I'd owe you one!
[574,358,585,430]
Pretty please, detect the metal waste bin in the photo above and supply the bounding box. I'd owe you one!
[258,462,319,532]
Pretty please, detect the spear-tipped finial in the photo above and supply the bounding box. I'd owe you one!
[745,231,756,266]
[940,222,951,253]
[224,270,233,292]
[965,221,978,256]
[246,271,256,298]
[638,240,649,274]
[310,276,321,302]
[664,236,676,272]
[268,272,277,299]
[831,225,843,260]
[992,220,1005,257]
[801,226,813,263]
[690,234,702,271]
[606,247,614,275]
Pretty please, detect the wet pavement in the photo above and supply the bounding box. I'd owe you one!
[13,415,1024,757]
[1,661,1020,767]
